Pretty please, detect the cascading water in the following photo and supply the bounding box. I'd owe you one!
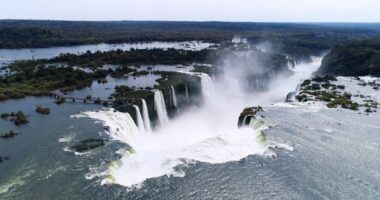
[170,86,178,108]
[141,99,152,133]
[79,54,322,188]
[75,109,139,149]
[133,105,146,134]
[198,73,215,97]
[153,89,169,127]
[185,84,190,99]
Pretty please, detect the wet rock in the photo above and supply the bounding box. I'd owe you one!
[238,106,263,128]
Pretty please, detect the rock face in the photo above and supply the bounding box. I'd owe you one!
[317,38,380,77]
[237,106,263,128]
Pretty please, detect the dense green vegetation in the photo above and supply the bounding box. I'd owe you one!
[296,76,360,110]
[70,138,106,152]
[1,111,29,125]
[317,38,380,76]
[36,106,50,114]
[190,65,217,75]
[0,63,99,100]
[155,71,200,89]
[51,48,213,67]
[0,47,213,101]
[1,20,380,59]
[0,130,18,139]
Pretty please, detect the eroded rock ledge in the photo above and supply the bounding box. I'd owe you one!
[237,106,263,128]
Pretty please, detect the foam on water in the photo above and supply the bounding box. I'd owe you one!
[78,56,322,188]
[58,134,75,143]
[90,110,268,187]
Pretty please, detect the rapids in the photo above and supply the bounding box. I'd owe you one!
[80,56,322,187]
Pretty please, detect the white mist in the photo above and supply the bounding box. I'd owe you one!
[82,54,322,187]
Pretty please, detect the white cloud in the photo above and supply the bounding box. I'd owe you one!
[0,0,379,22]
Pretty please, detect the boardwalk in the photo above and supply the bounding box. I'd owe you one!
[48,92,141,107]
[49,92,114,105]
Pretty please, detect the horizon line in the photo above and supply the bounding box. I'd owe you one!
[1,19,380,24]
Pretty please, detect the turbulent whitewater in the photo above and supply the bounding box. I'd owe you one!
[141,99,152,133]
[80,56,322,187]
[170,86,178,108]
[153,89,169,127]
[74,109,139,149]
[133,105,146,134]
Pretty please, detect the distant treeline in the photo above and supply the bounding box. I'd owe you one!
[50,48,214,67]
[1,20,380,58]
[317,37,380,76]
[0,48,215,100]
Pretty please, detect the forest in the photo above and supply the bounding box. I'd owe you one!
[2,20,380,59]
[317,37,380,76]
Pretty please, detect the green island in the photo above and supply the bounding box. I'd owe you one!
[0,48,213,101]
[295,76,380,111]
[35,106,51,114]
[70,138,107,153]
[0,130,18,139]
[1,111,29,126]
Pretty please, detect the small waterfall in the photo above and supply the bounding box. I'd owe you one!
[242,116,248,127]
[185,84,190,99]
[74,109,139,149]
[170,86,178,108]
[141,99,152,133]
[153,89,169,127]
[133,105,146,134]
[199,73,215,97]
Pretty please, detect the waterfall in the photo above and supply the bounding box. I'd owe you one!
[74,109,139,149]
[185,84,190,99]
[242,115,248,127]
[153,89,169,127]
[76,56,323,188]
[133,105,146,134]
[170,86,178,108]
[141,99,152,133]
[199,73,214,97]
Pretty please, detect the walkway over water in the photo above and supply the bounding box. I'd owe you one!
[49,92,137,106]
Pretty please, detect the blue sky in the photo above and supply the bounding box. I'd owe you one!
[0,0,379,22]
